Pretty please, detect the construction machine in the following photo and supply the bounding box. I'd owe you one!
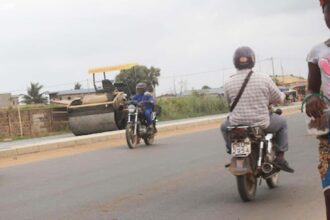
[67,63,136,135]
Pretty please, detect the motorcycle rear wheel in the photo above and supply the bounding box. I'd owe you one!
[126,125,139,149]
[266,172,279,189]
[236,174,257,202]
[143,135,154,145]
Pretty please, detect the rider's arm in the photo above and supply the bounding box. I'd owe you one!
[267,77,285,105]
[148,95,154,104]
[132,95,138,101]
[141,95,154,105]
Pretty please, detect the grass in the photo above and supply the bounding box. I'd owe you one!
[157,92,228,121]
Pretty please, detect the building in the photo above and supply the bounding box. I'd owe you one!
[272,75,307,100]
[272,75,307,87]
[48,89,96,101]
[0,93,19,109]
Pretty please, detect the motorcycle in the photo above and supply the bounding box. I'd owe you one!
[226,109,282,201]
[125,100,157,149]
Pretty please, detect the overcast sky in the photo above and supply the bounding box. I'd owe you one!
[0,0,328,95]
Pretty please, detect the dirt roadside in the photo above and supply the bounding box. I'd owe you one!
[0,110,300,168]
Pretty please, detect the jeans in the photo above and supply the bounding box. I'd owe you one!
[220,113,289,153]
[144,109,153,126]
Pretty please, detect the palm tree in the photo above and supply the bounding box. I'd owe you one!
[23,82,47,104]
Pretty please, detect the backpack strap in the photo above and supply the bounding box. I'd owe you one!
[230,70,253,112]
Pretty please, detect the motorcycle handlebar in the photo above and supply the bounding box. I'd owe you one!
[268,105,282,115]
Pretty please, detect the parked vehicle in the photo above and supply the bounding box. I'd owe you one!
[125,100,157,149]
[226,109,282,201]
[66,64,135,135]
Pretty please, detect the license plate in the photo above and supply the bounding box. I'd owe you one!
[231,142,251,156]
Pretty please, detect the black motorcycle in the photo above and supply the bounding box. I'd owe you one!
[226,109,282,201]
[125,100,157,149]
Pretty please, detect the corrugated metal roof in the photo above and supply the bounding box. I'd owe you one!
[272,75,307,85]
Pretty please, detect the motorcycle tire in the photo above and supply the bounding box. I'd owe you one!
[236,174,257,202]
[266,173,279,189]
[143,135,155,146]
[126,125,139,149]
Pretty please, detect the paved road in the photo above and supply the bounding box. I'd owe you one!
[0,113,324,220]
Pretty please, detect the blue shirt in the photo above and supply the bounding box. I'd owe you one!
[132,94,154,110]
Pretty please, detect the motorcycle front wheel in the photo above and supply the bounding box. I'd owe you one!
[126,125,139,149]
[266,172,279,189]
[236,173,257,202]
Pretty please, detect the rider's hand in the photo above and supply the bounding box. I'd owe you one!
[306,96,327,118]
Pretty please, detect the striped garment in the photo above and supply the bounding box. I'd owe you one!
[224,69,285,128]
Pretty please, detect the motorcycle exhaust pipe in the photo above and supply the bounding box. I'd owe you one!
[261,163,274,174]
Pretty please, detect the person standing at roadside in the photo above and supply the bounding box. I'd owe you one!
[305,1,330,218]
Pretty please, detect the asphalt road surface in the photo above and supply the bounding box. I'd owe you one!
[0,113,325,220]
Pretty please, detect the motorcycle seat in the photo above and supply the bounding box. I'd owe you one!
[228,125,265,140]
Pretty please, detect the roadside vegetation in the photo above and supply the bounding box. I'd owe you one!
[116,65,160,95]
[157,91,228,121]
[22,82,48,104]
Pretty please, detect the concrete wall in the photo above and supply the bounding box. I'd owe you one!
[0,108,69,137]
[0,93,14,108]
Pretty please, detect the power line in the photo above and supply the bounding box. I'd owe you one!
[4,57,300,94]
[160,58,272,79]
[160,67,233,79]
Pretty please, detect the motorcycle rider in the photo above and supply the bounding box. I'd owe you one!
[221,46,294,173]
[132,82,155,133]
[305,0,330,218]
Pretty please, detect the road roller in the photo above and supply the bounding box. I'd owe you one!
[67,63,136,136]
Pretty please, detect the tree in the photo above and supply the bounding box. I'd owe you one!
[115,65,161,95]
[23,82,47,104]
[74,82,82,90]
[202,85,211,90]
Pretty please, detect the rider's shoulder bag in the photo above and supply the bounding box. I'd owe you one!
[230,70,253,112]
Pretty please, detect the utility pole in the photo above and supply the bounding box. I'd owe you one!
[256,54,262,72]
[172,75,177,96]
[280,60,285,78]
[271,57,275,76]
[86,79,90,90]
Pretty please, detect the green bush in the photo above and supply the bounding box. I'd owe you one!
[157,92,228,121]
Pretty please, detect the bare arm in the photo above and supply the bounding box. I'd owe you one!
[306,62,327,118]
[308,63,322,93]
